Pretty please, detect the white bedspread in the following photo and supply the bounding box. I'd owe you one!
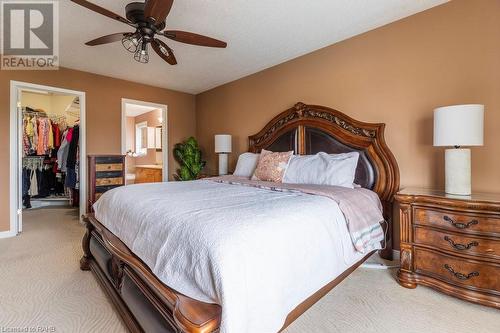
[93,179,381,333]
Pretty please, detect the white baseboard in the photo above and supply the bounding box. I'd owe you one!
[0,230,17,239]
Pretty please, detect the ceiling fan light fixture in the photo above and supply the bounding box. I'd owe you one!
[74,0,227,66]
[134,42,149,64]
[122,33,141,53]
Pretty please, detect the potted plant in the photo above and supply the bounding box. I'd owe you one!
[173,137,206,181]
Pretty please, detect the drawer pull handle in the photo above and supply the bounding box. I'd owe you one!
[443,215,478,229]
[444,236,478,251]
[444,264,479,280]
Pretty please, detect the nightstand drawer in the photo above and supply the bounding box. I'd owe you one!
[96,177,123,186]
[414,207,500,235]
[96,171,123,179]
[414,247,500,293]
[95,156,124,164]
[414,227,500,259]
[96,163,123,172]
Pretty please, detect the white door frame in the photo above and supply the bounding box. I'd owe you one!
[6,80,87,238]
[121,98,168,182]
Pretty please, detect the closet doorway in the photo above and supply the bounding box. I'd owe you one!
[9,81,86,235]
[121,99,168,185]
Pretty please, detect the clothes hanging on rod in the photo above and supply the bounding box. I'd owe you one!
[66,125,79,169]
[65,124,80,189]
[22,107,67,157]
[21,106,79,209]
[22,156,42,208]
[22,155,68,209]
[57,128,70,172]
[36,117,49,155]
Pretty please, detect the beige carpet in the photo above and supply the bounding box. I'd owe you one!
[0,208,498,333]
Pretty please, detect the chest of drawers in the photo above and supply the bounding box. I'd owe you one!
[395,188,500,309]
[88,155,125,212]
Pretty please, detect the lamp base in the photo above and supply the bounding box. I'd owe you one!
[218,153,228,176]
[445,148,471,196]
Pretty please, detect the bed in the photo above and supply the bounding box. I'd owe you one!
[80,102,400,333]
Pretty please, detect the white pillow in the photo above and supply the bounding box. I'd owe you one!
[233,152,260,178]
[283,152,359,188]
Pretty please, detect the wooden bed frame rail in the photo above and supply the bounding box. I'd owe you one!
[81,214,221,333]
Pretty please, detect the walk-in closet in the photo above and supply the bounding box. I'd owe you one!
[21,90,81,212]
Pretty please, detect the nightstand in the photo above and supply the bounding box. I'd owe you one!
[88,155,125,213]
[395,188,500,309]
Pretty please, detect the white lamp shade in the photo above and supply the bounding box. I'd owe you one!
[215,134,232,153]
[433,104,484,147]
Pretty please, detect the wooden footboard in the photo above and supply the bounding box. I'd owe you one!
[80,214,222,333]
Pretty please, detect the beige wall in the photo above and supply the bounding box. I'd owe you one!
[196,0,500,249]
[196,0,500,192]
[1,67,196,232]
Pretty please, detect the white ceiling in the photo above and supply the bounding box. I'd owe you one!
[60,0,447,94]
[125,103,158,117]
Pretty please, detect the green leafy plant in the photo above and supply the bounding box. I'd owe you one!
[173,137,206,181]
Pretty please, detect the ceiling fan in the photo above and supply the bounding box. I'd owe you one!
[71,0,227,65]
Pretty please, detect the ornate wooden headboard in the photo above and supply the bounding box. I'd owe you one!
[249,102,399,202]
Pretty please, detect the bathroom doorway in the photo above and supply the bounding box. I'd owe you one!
[121,99,168,185]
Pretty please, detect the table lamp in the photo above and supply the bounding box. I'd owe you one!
[433,104,484,195]
[215,134,232,175]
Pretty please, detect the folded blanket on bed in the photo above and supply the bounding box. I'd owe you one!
[209,175,385,253]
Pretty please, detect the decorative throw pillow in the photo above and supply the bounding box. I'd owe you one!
[233,152,260,178]
[283,152,359,188]
[251,149,293,183]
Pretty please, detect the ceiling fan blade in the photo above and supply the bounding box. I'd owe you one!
[71,0,134,26]
[144,0,174,26]
[85,33,130,46]
[152,39,177,65]
[163,30,227,48]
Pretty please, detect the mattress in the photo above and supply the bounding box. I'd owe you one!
[93,179,382,333]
